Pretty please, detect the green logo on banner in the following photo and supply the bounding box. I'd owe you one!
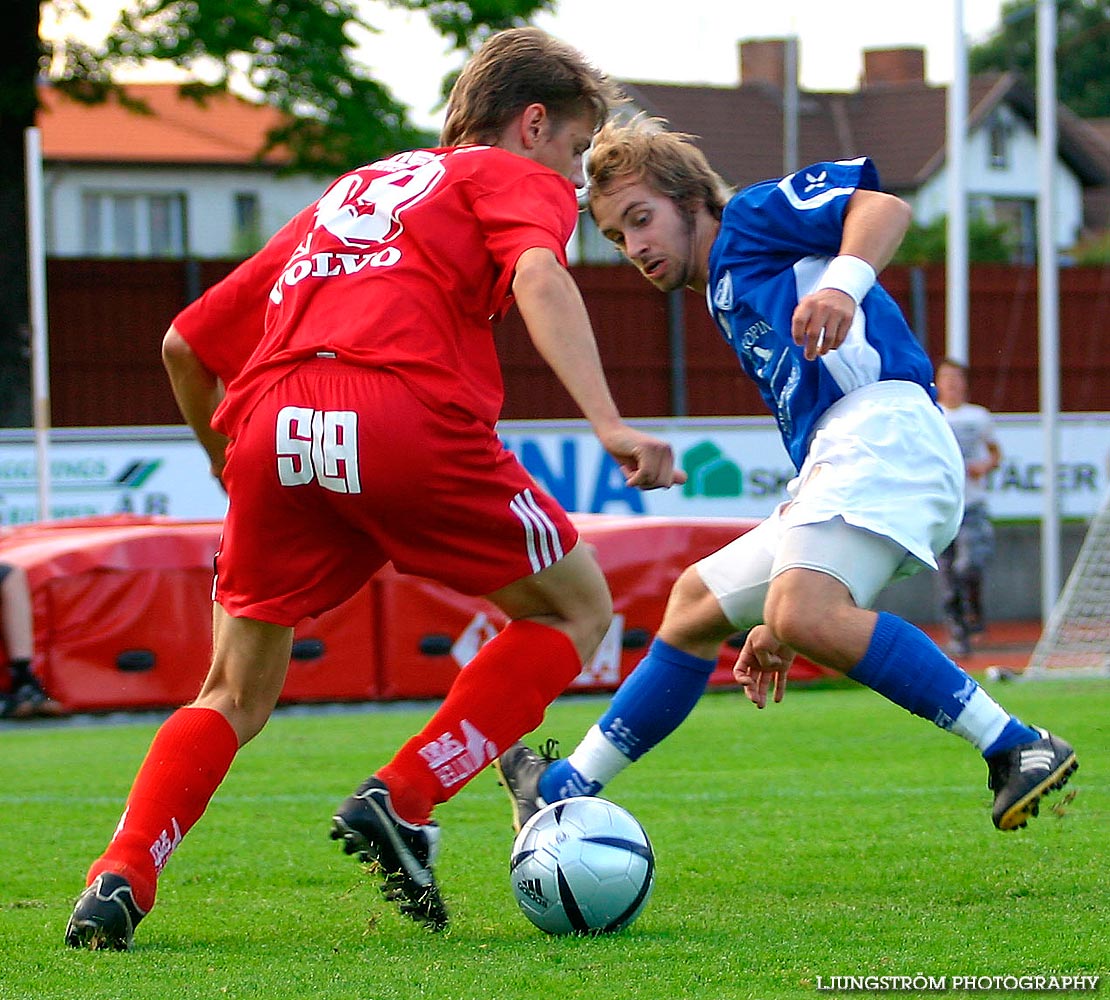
[682,441,742,498]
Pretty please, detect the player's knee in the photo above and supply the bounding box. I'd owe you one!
[763,590,823,653]
[657,566,735,653]
[665,565,708,616]
[552,582,612,664]
[571,589,614,660]
[188,692,268,745]
[232,707,271,745]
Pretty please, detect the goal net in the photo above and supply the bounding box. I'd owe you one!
[1024,488,1110,679]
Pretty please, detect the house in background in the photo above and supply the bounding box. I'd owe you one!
[1079,116,1110,238]
[37,81,606,266]
[574,40,1110,264]
[37,83,327,259]
[37,46,1110,266]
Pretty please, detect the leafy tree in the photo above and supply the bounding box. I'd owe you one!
[969,0,1110,118]
[0,0,43,426]
[0,0,554,426]
[893,214,1015,265]
[1070,227,1110,263]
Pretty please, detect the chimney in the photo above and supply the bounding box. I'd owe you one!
[740,39,791,89]
[861,47,926,87]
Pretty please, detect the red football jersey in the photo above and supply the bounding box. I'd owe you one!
[174,145,578,434]
[173,212,308,387]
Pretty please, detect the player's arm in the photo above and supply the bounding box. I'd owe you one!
[838,188,913,273]
[511,247,684,491]
[792,189,913,360]
[161,325,230,484]
[969,436,1003,481]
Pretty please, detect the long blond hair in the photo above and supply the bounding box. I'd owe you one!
[587,116,732,221]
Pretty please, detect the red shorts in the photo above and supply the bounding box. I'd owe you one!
[215,357,578,625]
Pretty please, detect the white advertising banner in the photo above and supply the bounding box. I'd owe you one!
[0,414,1107,527]
[499,414,1110,521]
[0,427,228,526]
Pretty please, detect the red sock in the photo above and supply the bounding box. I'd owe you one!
[378,620,582,824]
[88,706,239,912]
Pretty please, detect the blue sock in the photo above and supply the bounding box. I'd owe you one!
[848,612,1038,757]
[598,637,718,759]
[539,638,717,801]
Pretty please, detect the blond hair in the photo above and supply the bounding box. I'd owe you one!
[587,116,732,221]
[440,27,621,146]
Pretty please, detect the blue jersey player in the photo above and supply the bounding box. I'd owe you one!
[496,116,1077,834]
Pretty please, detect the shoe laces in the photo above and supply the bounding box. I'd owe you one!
[538,738,561,763]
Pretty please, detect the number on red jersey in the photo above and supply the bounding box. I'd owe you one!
[276,406,361,494]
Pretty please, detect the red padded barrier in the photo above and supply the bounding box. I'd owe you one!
[38,565,214,710]
[373,568,506,700]
[0,514,833,713]
[2,518,220,710]
[281,583,379,704]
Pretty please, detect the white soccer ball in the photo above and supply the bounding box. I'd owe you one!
[509,797,655,935]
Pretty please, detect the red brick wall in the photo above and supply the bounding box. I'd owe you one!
[44,259,1110,427]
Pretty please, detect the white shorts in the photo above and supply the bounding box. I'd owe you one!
[696,380,964,629]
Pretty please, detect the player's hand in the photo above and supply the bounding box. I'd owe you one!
[791,288,856,361]
[599,425,686,491]
[966,459,990,481]
[733,625,795,708]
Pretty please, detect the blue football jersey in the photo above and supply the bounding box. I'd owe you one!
[705,157,935,470]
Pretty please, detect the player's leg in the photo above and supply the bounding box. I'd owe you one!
[961,503,995,637]
[0,564,65,718]
[331,543,607,928]
[524,568,734,809]
[938,537,971,656]
[762,519,1076,829]
[68,358,375,947]
[764,520,1022,733]
[374,541,610,826]
[326,383,609,925]
[65,610,293,950]
[498,518,777,829]
[333,381,607,827]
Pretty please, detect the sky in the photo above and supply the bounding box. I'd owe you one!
[43,0,1012,129]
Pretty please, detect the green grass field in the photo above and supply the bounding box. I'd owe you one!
[2,678,1106,1000]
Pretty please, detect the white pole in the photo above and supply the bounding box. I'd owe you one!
[946,0,969,363]
[783,36,799,176]
[24,126,51,523]
[1037,0,1061,621]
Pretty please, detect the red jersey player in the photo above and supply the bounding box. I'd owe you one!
[66,27,684,949]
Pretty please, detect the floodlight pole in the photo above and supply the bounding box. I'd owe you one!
[783,36,799,176]
[25,126,51,523]
[946,0,969,364]
[1037,0,1061,620]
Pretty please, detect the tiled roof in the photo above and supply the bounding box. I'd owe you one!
[1084,117,1110,149]
[37,82,288,166]
[624,72,1110,193]
[36,75,1110,201]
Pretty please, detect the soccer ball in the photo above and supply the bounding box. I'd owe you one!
[509,797,655,935]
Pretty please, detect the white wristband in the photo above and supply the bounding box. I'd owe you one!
[815,255,876,305]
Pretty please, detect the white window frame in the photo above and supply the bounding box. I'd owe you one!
[80,190,188,258]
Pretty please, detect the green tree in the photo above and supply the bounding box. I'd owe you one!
[1070,227,1110,263]
[969,0,1110,118]
[0,0,44,427]
[0,0,555,426]
[893,214,1014,265]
